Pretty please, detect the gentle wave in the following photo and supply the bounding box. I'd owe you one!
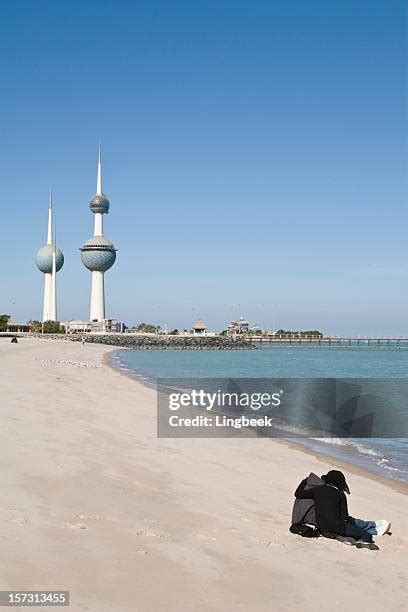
[316,438,381,457]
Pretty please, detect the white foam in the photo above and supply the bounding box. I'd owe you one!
[315,437,381,457]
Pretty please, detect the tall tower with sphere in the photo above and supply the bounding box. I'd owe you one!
[35,189,64,321]
[80,147,117,321]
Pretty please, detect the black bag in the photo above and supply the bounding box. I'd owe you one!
[289,522,320,538]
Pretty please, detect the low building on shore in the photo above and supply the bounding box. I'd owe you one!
[4,322,31,334]
[227,317,250,336]
[63,319,126,334]
[193,320,207,336]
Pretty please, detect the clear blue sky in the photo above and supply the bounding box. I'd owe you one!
[1,1,406,334]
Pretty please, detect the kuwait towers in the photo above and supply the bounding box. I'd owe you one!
[35,190,64,321]
[80,147,117,321]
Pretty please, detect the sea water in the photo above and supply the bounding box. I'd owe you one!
[109,345,408,483]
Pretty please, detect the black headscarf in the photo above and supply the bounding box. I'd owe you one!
[321,470,350,494]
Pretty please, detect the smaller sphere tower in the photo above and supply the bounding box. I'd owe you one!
[35,189,64,321]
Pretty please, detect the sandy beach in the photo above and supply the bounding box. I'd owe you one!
[0,337,406,611]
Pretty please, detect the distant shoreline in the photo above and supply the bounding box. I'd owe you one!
[5,332,408,351]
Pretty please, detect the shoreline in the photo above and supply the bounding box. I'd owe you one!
[106,348,408,495]
[1,337,406,611]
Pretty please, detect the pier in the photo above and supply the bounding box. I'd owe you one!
[244,336,408,348]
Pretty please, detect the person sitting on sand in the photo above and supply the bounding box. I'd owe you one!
[294,470,391,550]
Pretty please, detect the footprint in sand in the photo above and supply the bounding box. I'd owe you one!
[249,536,286,548]
[0,508,29,526]
[67,513,118,528]
[195,533,217,542]
[132,550,148,556]
[136,529,170,539]
[76,513,103,521]
[8,517,29,527]
[266,540,285,548]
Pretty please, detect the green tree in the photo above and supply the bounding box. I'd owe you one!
[42,320,65,334]
[0,314,11,331]
[27,320,42,332]
[275,329,323,338]
[136,323,160,334]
